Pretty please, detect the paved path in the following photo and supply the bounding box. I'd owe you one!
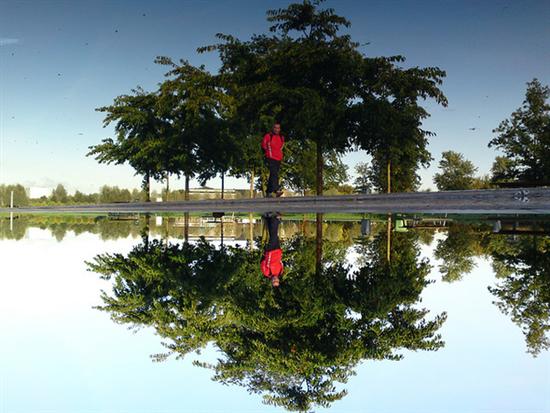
[2,187,549,215]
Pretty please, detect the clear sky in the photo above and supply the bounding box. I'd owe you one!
[1,0,549,194]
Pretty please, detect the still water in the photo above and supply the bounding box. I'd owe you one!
[1,213,549,413]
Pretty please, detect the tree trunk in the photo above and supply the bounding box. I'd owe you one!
[316,142,323,196]
[144,172,151,202]
[250,169,255,199]
[386,214,392,263]
[221,171,225,200]
[315,213,323,276]
[165,174,170,201]
[184,212,189,242]
[387,159,391,194]
[248,212,254,251]
[220,217,224,246]
[185,175,190,201]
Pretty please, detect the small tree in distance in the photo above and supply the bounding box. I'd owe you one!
[434,151,478,191]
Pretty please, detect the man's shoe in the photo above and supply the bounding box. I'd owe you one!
[275,190,284,197]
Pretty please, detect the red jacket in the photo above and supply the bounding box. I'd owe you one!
[261,133,285,161]
[261,248,283,278]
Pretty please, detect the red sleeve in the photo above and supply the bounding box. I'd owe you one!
[281,135,285,147]
[261,134,269,150]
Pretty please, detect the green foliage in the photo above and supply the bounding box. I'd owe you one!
[83,0,448,196]
[488,236,550,356]
[353,162,371,194]
[198,0,446,194]
[433,151,478,191]
[88,88,169,199]
[0,184,29,207]
[98,185,132,203]
[88,227,446,411]
[488,79,550,184]
[351,57,447,192]
[156,58,234,186]
[434,224,484,282]
[283,141,350,194]
[491,156,517,184]
[471,175,493,190]
[50,184,68,203]
[72,190,99,204]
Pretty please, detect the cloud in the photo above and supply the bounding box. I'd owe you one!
[0,38,19,46]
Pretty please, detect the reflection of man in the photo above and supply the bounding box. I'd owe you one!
[261,122,285,198]
[261,212,283,287]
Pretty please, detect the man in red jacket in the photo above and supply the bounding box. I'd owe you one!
[261,212,283,287]
[261,122,285,197]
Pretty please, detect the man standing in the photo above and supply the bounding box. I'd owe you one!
[261,122,284,197]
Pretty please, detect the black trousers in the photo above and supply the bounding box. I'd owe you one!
[265,215,281,251]
[266,158,281,194]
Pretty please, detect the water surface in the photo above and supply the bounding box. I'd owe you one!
[1,213,549,412]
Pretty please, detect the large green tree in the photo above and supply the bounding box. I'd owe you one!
[156,58,236,198]
[88,88,170,202]
[199,1,372,195]
[350,56,447,192]
[488,79,550,185]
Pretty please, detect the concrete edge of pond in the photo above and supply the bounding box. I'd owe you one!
[1,187,549,215]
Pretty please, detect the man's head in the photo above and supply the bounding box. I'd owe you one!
[272,123,281,135]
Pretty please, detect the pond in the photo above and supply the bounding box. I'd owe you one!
[1,212,549,413]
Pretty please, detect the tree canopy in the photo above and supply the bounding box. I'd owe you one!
[488,78,550,185]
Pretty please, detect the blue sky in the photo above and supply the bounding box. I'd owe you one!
[1,0,549,194]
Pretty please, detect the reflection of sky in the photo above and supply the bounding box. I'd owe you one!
[1,229,549,413]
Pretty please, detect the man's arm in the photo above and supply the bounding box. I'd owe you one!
[261,133,269,150]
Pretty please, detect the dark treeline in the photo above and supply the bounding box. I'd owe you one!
[3,182,316,207]
[0,183,149,207]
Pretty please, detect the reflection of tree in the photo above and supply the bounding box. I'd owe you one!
[88,229,445,412]
[422,221,550,357]
[488,236,550,357]
[434,224,485,282]
[0,216,27,240]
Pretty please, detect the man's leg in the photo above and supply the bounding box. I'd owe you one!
[266,215,281,251]
[265,158,272,195]
[266,159,280,195]
[271,159,281,193]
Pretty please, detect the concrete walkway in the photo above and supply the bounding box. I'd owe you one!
[2,187,550,215]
